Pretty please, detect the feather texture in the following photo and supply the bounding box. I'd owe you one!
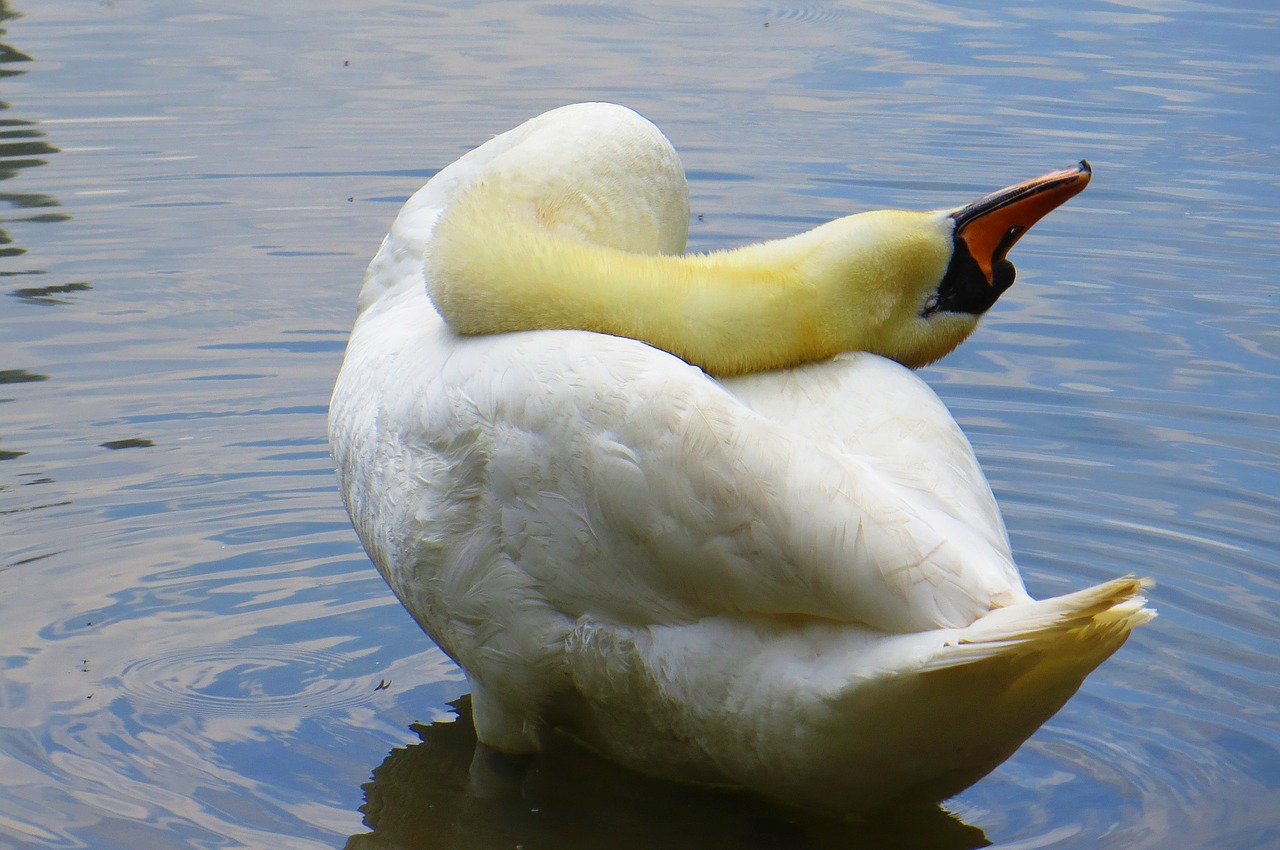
[330,102,1153,811]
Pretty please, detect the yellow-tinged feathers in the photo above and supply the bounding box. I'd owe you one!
[430,189,975,375]
[423,107,1088,376]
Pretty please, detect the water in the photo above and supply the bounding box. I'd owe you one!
[1,0,1277,847]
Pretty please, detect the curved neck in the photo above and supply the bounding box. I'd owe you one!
[428,200,953,375]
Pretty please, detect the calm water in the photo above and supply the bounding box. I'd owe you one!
[1,1,1277,847]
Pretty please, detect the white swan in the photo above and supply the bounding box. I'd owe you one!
[330,103,1153,812]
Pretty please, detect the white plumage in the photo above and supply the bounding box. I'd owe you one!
[330,103,1152,812]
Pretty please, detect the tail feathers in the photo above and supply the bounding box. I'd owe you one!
[923,576,1156,672]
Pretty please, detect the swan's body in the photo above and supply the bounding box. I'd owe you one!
[331,103,1152,812]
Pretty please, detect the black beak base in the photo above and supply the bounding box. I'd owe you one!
[927,240,1015,317]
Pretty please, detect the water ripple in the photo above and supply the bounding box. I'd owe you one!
[3,0,1278,848]
[116,644,381,718]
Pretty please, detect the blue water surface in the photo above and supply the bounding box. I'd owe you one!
[1,1,1277,847]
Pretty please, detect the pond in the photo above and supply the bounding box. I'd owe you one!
[1,1,1277,847]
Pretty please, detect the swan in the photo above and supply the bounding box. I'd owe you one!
[330,102,1154,812]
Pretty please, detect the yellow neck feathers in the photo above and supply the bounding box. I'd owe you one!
[426,183,976,376]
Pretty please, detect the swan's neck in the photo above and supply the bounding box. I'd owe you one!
[428,192,966,375]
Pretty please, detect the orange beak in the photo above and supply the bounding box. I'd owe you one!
[951,161,1092,282]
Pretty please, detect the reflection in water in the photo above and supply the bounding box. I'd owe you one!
[0,0,1277,847]
[0,0,78,302]
[0,367,47,383]
[9,278,90,305]
[347,697,990,850]
[0,4,84,521]
[0,369,47,459]
[99,437,157,450]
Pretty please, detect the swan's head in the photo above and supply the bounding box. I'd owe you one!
[812,161,1092,369]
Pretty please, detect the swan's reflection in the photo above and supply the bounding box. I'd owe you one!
[346,697,989,850]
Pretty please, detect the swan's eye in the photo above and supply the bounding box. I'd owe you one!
[922,294,940,317]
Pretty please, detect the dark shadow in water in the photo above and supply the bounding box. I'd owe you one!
[0,370,47,461]
[100,437,157,450]
[346,697,990,850]
[1,1,84,304]
[0,5,79,555]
